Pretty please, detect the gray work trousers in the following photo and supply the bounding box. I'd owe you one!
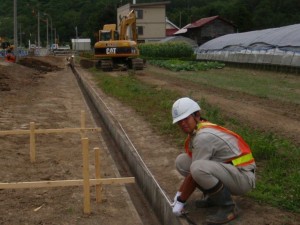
[175,153,255,195]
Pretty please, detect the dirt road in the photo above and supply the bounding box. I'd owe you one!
[0,56,299,225]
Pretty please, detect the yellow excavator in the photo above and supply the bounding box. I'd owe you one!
[94,10,144,71]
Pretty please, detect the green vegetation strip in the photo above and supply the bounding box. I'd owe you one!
[149,63,300,105]
[91,68,299,213]
[139,42,194,59]
[149,59,225,71]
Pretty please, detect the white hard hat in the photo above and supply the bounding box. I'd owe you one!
[172,97,201,124]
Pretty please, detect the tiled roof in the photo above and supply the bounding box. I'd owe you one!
[186,15,219,29]
[166,28,179,36]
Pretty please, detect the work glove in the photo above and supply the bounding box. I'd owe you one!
[172,200,185,216]
[171,191,181,207]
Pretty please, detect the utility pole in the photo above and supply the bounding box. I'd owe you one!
[37,11,40,47]
[75,26,78,51]
[46,18,49,49]
[19,23,22,47]
[54,28,56,44]
[13,0,18,61]
[179,12,182,28]
[44,13,53,48]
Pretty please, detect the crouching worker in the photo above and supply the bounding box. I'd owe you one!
[171,97,256,224]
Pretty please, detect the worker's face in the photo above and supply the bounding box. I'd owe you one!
[177,115,197,134]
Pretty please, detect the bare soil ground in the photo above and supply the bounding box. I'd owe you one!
[0,57,143,225]
[0,56,299,225]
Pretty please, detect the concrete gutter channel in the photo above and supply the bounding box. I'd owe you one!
[70,63,187,225]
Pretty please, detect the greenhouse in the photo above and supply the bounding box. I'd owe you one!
[196,23,300,68]
[159,36,198,51]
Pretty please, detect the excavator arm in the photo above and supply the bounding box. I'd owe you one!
[119,10,137,41]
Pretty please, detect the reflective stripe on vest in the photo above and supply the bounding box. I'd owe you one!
[184,122,255,166]
[231,153,254,166]
[184,135,192,157]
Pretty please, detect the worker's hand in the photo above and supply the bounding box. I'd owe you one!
[172,200,185,216]
[171,191,181,207]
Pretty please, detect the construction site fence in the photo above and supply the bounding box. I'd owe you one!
[0,49,29,58]
[0,48,76,58]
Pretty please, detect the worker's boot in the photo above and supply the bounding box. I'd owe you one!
[205,185,238,225]
[195,194,215,208]
[195,184,216,208]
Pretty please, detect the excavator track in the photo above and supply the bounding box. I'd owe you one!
[99,59,113,71]
[131,58,144,70]
[79,58,145,71]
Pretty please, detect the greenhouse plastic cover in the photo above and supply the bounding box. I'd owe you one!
[159,36,198,50]
[197,23,300,52]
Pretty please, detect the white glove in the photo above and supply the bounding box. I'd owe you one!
[172,200,185,216]
[171,191,181,207]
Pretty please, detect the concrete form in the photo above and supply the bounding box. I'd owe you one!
[70,63,187,225]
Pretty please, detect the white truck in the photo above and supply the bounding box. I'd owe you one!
[50,44,71,55]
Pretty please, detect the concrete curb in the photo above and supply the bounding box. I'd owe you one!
[71,64,186,225]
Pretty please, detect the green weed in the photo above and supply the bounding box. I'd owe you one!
[149,59,225,71]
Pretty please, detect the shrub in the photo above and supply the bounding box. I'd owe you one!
[139,42,194,59]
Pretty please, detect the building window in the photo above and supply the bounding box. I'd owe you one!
[136,9,143,19]
[137,26,144,35]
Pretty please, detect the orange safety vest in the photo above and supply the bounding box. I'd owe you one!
[184,122,255,166]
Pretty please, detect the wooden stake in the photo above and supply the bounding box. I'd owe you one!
[94,147,102,203]
[0,177,135,189]
[82,138,91,214]
[30,122,36,163]
[81,110,86,138]
[0,127,100,136]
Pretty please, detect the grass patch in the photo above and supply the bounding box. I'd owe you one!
[148,59,225,71]
[91,69,183,142]
[232,122,300,212]
[150,64,300,104]
[92,69,300,212]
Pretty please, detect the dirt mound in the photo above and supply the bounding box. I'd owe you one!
[0,57,64,92]
[18,57,63,73]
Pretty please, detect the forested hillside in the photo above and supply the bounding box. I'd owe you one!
[1,0,300,47]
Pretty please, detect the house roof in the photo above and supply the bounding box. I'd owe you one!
[187,15,219,29]
[166,28,179,36]
[174,23,191,35]
[165,18,179,36]
[166,17,179,30]
[130,1,170,8]
[174,15,235,35]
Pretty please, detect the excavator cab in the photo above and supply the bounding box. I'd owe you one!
[99,30,119,41]
[99,24,119,41]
